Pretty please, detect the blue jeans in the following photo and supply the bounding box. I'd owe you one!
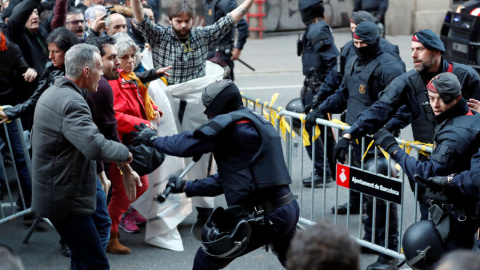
[93,178,111,250]
[0,121,32,208]
[51,212,110,270]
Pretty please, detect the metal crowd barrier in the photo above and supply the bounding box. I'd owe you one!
[241,95,433,261]
[0,105,32,224]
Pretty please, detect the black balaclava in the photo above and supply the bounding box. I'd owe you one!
[353,21,381,63]
[202,79,243,119]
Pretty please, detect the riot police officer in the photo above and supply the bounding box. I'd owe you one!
[336,29,480,220]
[297,0,338,187]
[131,80,299,269]
[307,21,406,270]
[353,0,388,37]
[374,73,480,269]
[205,0,249,80]
[314,10,404,215]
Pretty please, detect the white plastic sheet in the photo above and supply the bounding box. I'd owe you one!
[131,50,223,251]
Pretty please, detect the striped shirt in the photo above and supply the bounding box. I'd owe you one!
[137,14,235,85]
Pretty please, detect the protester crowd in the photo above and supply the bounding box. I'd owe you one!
[0,0,479,269]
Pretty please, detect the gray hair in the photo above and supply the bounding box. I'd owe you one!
[84,5,106,22]
[113,32,141,62]
[65,44,100,79]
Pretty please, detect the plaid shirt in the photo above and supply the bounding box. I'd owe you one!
[138,14,235,85]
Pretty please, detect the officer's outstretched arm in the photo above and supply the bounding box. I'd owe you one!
[230,0,255,23]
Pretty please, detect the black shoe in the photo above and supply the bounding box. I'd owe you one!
[303,174,333,188]
[366,255,398,270]
[60,240,71,257]
[331,203,360,215]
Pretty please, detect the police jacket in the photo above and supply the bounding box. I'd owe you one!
[394,98,480,182]
[205,0,249,51]
[318,37,403,103]
[151,106,292,207]
[31,77,129,219]
[318,49,407,128]
[300,19,338,80]
[353,0,388,20]
[347,59,480,141]
[5,61,64,121]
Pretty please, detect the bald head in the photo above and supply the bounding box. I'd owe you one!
[105,13,127,36]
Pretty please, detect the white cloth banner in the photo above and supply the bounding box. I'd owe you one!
[131,50,223,251]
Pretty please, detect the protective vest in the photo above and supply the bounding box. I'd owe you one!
[205,0,234,48]
[301,20,336,79]
[195,107,292,190]
[409,64,454,144]
[344,53,391,125]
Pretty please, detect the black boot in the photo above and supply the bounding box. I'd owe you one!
[59,239,71,257]
[331,202,361,214]
[366,255,398,270]
[303,173,333,187]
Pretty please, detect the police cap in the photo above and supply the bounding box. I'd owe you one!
[426,72,461,104]
[412,29,445,53]
[353,21,380,46]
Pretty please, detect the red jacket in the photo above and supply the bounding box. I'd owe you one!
[109,75,157,142]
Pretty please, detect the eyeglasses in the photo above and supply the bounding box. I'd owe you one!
[66,20,85,25]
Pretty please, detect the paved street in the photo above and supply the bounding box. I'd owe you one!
[1,28,418,269]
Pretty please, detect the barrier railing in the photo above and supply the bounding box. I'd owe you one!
[0,105,32,224]
[241,94,433,260]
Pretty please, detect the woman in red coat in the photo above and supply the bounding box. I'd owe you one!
[107,33,170,254]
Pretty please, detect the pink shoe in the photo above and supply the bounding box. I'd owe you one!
[119,215,140,234]
[130,209,147,225]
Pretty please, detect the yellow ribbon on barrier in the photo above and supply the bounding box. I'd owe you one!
[267,93,279,126]
[299,114,311,146]
[312,124,321,142]
[275,106,295,140]
[330,118,350,130]
[262,101,270,121]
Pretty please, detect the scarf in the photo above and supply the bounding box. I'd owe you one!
[0,32,7,52]
[120,71,157,121]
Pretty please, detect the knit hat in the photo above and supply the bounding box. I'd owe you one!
[426,72,461,104]
[351,11,376,24]
[298,0,324,25]
[353,21,380,46]
[202,80,242,118]
[412,29,445,53]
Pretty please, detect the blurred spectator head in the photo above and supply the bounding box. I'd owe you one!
[286,221,359,270]
[0,241,25,270]
[66,9,86,39]
[84,4,106,27]
[435,250,480,270]
[105,13,127,36]
[46,27,80,67]
[143,4,154,22]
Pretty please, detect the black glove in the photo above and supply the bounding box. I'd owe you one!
[373,128,400,156]
[167,176,186,193]
[305,108,324,124]
[333,137,351,164]
[130,123,158,146]
[427,175,452,188]
[303,96,320,114]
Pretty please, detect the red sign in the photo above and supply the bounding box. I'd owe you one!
[336,163,350,188]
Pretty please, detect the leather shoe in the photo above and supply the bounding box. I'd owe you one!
[60,239,71,257]
[366,255,398,270]
[331,202,360,215]
[303,173,333,188]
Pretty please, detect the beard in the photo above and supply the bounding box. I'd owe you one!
[173,27,191,39]
[414,54,436,73]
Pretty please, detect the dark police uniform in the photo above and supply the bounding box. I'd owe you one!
[318,47,406,253]
[299,19,339,179]
[353,0,388,36]
[392,98,480,251]
[205,0,249,81]
[150,106,299,269]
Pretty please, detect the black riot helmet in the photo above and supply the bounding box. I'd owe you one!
[298,0,324,26]
[285,98,305,129]
[402,220,448,270]
[202,80,243,119]
[200,207,252,258]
